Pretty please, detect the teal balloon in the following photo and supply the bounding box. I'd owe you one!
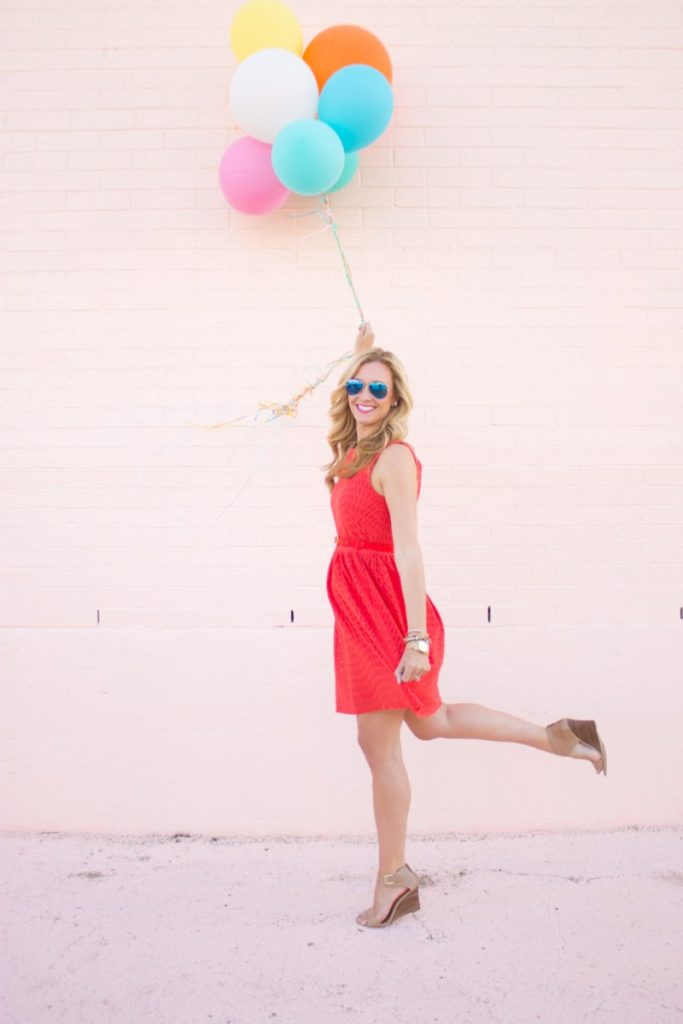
[319,64,394,153]
[327,152,359,193]
[272,119,345,196]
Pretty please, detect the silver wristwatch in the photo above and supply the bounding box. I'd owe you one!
[405,638,430,655]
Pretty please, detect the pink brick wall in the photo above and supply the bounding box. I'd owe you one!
[1,1,682,833]
[2,1,682,631]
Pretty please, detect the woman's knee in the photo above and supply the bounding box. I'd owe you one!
[356,711,404,769]
[357,731,401,769]
[404,709,442,741]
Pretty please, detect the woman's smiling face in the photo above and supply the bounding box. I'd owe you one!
[347,360,395,439]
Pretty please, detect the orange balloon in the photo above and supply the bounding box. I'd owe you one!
[303,25,392,92]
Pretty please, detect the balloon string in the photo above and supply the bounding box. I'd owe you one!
[293,194,365,322]
[188,195,364,429]
[318,193,366,324]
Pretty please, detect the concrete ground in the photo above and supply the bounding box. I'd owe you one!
[1,827,681,1024]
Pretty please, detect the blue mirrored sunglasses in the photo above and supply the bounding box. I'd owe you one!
[345,378,389,400]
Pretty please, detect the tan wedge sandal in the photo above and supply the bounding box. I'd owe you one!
[356,864,421,928]
[546,718,607,776]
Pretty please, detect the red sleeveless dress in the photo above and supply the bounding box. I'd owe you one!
[326,439,445,717]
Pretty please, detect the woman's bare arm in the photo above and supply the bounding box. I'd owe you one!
[376,445,427,634]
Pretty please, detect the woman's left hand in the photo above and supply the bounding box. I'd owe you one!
[355,321,375,353]
[395,647,430,684]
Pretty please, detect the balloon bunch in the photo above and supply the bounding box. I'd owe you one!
[219,0,394,214]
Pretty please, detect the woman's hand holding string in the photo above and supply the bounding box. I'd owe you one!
[355,321,375,353]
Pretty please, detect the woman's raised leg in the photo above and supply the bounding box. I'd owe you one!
[405,702,550,747]
[404,703,603,768]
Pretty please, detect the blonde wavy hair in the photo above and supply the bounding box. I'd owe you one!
[322,347,414,493]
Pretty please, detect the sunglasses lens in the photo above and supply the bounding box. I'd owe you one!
[345,379,389,399]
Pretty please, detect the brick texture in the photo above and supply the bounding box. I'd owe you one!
[2,0,683,630]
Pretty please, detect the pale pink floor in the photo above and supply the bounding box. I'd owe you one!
[2,827,681,1024]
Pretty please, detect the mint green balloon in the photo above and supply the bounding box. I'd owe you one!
[327,151,359,193]
[272,119,345,196]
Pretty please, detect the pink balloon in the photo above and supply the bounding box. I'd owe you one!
[218,136,290,215]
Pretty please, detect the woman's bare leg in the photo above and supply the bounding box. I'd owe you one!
[404,703,601,766]
[356,708,412,922]
[405,703,550,748]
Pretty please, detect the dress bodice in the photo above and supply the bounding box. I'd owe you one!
[330,440,422,546]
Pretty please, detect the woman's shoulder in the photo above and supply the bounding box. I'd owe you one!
[377,439,421,465]
[370,440,422,482]
[369,440,422,498]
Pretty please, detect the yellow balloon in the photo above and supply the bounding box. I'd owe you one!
[230,0,303,61]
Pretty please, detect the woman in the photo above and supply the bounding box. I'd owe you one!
[324,323,607,930]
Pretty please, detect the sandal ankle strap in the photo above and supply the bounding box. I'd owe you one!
[380,864,419,888]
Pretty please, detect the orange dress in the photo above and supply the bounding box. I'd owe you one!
[326,439,445,717]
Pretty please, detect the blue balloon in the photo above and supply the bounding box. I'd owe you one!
[328,152,359,193]
[272,119,345,196]
[318,64,394,153]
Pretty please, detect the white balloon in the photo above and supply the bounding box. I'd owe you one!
[229,47,319,143]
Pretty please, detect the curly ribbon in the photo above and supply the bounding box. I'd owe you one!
[293,194,365,324]
[188,195,363,429]
[189,347,355,428]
